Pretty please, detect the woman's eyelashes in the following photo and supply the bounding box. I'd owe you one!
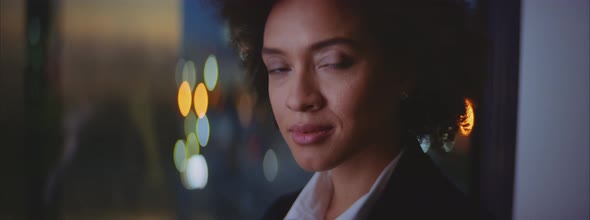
[315,50,355,70]
[265,60,291,74]
[269,68,290,74]
[318,57,354,70]
[319,61,353,70]
[264,55,354,74]
[267,65,291,74]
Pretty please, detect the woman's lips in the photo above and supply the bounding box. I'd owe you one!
[288,124,334,145]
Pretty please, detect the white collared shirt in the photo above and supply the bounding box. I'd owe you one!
[284,150,404,220]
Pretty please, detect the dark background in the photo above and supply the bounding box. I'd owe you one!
[1,0,588,219]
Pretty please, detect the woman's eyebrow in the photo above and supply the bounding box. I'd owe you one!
[309,37,358,52]
[261,37,358,56]
[261,47,285,56]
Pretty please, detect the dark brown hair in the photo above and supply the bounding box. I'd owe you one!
[216,0,487,149]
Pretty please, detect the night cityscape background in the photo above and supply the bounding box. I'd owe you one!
[1,0,588,219]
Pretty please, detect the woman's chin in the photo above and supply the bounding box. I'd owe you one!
[292,151,337,172]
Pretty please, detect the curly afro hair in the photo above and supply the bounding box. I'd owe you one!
[215,0,488,149]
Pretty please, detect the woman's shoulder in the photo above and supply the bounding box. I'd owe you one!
[262,189,301,220]
[367,142,494,219]
[261,142,493,220]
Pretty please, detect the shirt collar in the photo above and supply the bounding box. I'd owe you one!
[285,150,405,220]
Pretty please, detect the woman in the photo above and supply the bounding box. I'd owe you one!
[219,0,488,219]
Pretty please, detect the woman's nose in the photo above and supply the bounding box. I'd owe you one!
[286,71,325,112]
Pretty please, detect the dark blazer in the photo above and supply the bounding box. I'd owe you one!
[262,137,492,220]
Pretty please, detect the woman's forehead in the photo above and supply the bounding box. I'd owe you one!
[263,0,364,52]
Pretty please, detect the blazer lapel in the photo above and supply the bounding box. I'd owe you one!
[366,136,476,219]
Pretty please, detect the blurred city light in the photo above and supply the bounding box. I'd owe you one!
[204,54,218,91]
[459,98,475,136]
[174,139,187,172]
[183,60,197,89]
[193,82,208,118]
[185,154,209,190]
[184,111,197,136]
[197,114,210,147]
[178,81,192,117]
[263,149,278,182]
[175,55,218,191]
[186,132,200,155]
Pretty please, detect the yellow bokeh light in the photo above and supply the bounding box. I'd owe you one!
[193,83,209,118]
[178,81,192,117]
[459,98,475,136]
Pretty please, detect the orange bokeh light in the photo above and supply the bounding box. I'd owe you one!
[193,83,209,118]
[178,81,192,117]
[459,98,475,136]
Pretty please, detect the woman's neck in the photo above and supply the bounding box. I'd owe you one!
[324,142,400,220]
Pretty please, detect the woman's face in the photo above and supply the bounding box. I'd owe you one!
[263,0,402,171]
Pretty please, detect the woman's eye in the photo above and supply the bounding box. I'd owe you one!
[317,54,354,70]
[268,67,290,74]
[320,61,353,70]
